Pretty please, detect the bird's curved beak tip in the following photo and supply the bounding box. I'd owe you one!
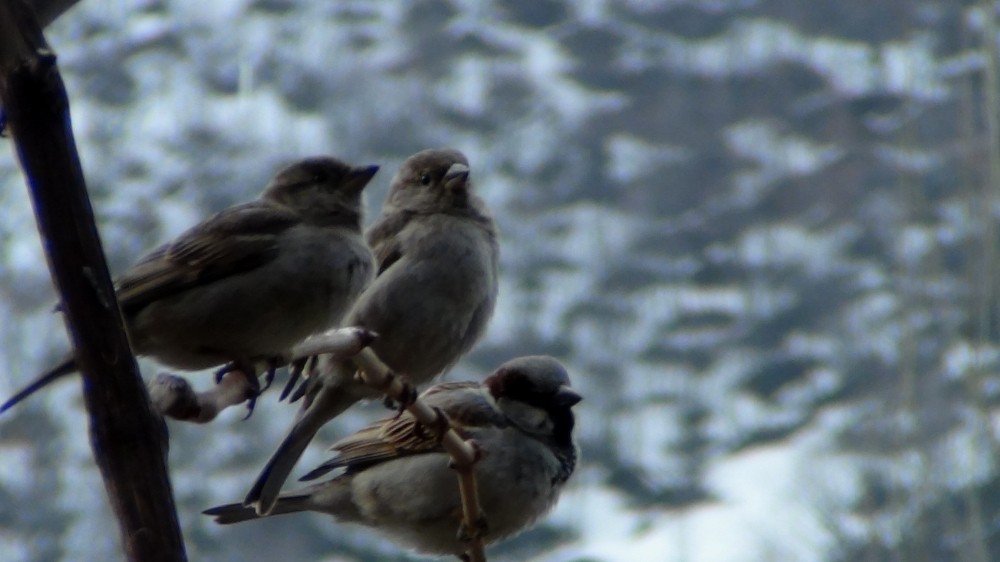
[555,386,583,407]
[348,164,380,190]
[444,163,470,189]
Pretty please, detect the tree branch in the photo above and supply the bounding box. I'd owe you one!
[0,2,187,560]
[146,328,377,423]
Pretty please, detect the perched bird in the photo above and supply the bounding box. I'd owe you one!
[206,356,581,557]
[245,148,499,514]
[1,157,378,414]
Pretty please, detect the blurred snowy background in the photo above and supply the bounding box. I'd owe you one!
[3,0,1000,560]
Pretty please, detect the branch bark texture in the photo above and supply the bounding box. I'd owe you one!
[0,2,187,560]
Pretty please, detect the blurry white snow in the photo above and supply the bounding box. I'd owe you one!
[606,134,691,183]
[551,409,860,562]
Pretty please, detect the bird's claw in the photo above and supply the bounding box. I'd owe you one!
[288,373,311,404]
[389,376,419,420]
[216,361,262,419]
[284,355,318,402]
[416,406,451,442]
[213,364,230,385]
[282,357,306,401]
[456,512,488,543]
[243,394,258,420]
[260,357,281,393]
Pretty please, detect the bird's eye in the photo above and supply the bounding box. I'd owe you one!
[419,173,432,186]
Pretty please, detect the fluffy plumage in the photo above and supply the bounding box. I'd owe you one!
[1,157,378,413]
[244,148,500,514]
[206,356,580,556]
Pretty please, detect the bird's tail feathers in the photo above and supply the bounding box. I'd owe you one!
[244,373,363,516]
[204,491,312,524]
[1,356,77,414]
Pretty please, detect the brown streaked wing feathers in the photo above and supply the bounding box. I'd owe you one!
[116,201,298,315]
[299,382,501,481]
[365,210,414,275]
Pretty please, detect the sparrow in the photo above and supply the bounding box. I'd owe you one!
[1,156,378,414]
[205,356,581,557]
[245,147,500,514]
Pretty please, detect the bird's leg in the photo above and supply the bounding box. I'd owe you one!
[456,512,489,543]
[260,356,282,393]
[383,373,418,420]
[413,406,451,441]
[452,440,487,544]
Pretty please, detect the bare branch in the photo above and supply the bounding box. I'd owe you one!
[0,2,186,560]
[149,372,253,424]
[148,328,377,422]
[290,327,376,361]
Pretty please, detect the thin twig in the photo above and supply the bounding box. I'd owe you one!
[290,327,376,361]
[148,372,253,424]
[148,328,377,423]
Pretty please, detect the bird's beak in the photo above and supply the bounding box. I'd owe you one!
[345,164,380,192]
[554,385,582,408]
[443,163,470,191]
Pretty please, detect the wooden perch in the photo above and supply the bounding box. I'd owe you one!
[0,2,187,561]
[146,327,376,423]
[149,372,253,424]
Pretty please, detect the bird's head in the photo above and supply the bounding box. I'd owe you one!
[385,148,475,213]
[485,355,581,447]
[263,157,379,228]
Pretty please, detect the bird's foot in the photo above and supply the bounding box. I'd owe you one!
[385,374,418,420]
[456,511,489,543]
[282,355,317,402]
[214,360,260,419]
[414,406,451,443]
[260,357,282,393]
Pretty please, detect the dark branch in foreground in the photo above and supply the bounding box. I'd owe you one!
[28,0,80,27]
[0,2,187,561]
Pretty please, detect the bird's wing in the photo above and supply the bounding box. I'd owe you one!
[116,201,299,315]
[298,382,506,480]
[365,209,414,275]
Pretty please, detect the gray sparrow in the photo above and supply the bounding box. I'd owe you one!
[245,148,500,514]
[206,356,581,557]
[2,157,378,414]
